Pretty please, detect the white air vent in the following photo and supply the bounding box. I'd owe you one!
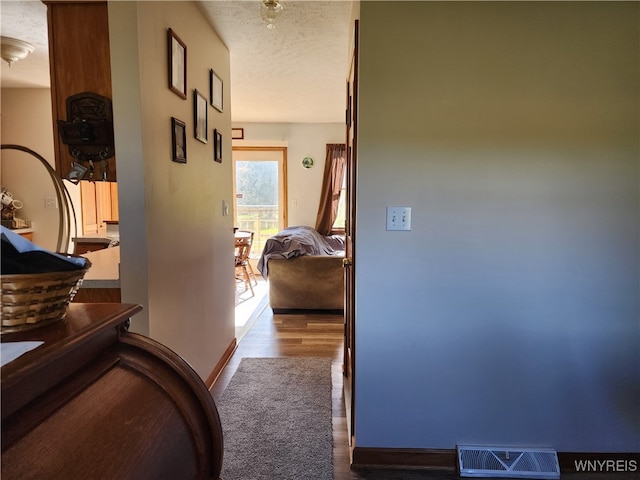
[457,445,560,479]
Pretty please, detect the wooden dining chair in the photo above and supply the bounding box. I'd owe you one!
[244,231,259,285]
[235,231,258,286]
[235,234,255,296]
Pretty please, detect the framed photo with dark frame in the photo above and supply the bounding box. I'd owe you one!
[213,129,222,163]
[194,89,208,143]
[171,117,186,163]
[231,127,244,140]
[210,69,223,112]
[168,28,187,99]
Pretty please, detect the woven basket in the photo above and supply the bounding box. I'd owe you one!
[1,259,91,333]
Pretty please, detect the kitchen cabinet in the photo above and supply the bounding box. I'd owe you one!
[80,181,118,235]
[73,238,112,255]
[12,229,34,242]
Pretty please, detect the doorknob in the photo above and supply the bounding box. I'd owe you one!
[342,258,352,267]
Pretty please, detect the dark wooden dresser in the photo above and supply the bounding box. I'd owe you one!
[1,303,223,479]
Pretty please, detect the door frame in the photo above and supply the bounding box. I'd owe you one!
[343,19,359,448]
[231,146,289,233]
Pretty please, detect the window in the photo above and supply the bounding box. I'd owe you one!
[315,143,346,235]
[332,170,346,231]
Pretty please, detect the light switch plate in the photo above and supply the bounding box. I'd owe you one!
[45,196,58,209]
[386,206,411,231]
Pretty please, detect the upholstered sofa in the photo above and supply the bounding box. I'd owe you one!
[268,255,344,313]
[257,226,345,313]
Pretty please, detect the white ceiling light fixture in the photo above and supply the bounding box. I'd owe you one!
[1,36,35,67]
[260,0,283,30]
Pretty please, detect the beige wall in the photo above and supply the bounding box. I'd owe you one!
[233,122,345,227]
[355,1,638,452]
[0,88,81,252]
[109,1,235,379]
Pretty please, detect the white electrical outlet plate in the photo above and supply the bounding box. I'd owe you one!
[44,196,58,209]
[386,206,411,231]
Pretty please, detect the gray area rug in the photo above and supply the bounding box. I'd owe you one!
[217,357,333,480]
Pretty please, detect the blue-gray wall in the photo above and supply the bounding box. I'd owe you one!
[355,1,638,452]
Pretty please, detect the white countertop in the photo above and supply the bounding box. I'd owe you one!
[80,246,120,289]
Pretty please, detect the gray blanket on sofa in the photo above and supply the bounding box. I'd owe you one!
[257,226,345,277]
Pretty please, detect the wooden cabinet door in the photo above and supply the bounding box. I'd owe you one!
[45,1,117,181]
[81,182,98,234]
[95,182,112,234]
[110,182,119,221]
[80,181,118,235]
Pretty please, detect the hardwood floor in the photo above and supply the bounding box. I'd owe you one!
[210,307,635,480]
[209,308,352,478]
[210,307,459,479]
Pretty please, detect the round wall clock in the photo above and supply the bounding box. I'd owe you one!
[302,156,314,169]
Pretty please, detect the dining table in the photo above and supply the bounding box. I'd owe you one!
[234,230,251,242]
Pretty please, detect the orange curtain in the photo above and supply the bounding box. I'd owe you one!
[315,143,346,235]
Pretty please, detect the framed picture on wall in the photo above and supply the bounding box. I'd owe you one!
[168,28,187,99]
[171,117,186,163]
[194,89,208,143]
[210,69,223,112]
[213,129,222,163]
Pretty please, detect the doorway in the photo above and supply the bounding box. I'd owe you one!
[232,147,288,338]
[232,147,287,258]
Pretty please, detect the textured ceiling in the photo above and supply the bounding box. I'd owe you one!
[0,0,50,89]
[0,0,354,123]
[197,0,354,123]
